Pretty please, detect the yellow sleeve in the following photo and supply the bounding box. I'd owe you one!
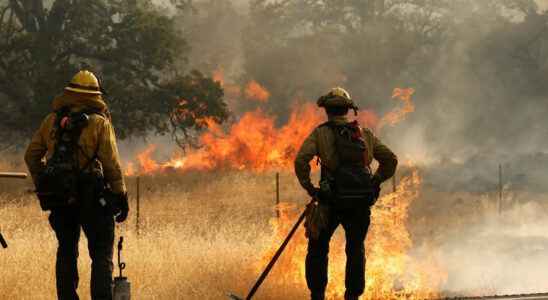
[97,119,126,195]
[294,129,319,191]
[370,130,398,182]
[24,116,51,185]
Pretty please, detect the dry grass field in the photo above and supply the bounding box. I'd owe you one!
[0,163,309,299]
[2,159,547,299]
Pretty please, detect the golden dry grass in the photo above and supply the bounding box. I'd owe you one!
[2,159,546,299]
[0,165,317,300]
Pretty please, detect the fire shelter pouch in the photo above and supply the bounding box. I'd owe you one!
[36,157,75,211]
[332,161,375,210]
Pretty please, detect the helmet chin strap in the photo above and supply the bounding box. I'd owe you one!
[352,106,358,116]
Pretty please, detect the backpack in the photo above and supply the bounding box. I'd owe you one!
[319,121,375,210]
[35,107,102,211]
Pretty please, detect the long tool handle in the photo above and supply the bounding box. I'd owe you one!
[245,206,308,300]
[0,172,27,179]
[0,232,7,248]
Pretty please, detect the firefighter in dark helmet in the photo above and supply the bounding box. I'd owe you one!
[25,70,129,300]
[294,87,397,300]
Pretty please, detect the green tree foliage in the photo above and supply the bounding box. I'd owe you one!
[0,0,228,147]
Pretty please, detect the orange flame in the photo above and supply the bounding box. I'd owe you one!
[124,87,416,175]
[173,99,216,128]
[376,88,416,133]
[245,80,271,102]
[212,68,226,86]
[124,102,377,175]
[133,144,160,174]
[255,171,447,299]
[124,162,136,177]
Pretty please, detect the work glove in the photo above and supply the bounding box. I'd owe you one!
[372,178,381,202]
[115,193,129,223]
[304,201,329,240]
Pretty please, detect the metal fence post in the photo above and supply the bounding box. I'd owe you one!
[136,176,140,234]
[276,172,280,218]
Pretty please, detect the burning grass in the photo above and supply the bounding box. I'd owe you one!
[4,154,548,299]
[255,171,447,300]
[0,167,452,299]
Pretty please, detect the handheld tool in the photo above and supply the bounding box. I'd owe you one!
[0,233,7,248]
[226,199,311,300]
[0,172,27,179]
[113,236,131,300]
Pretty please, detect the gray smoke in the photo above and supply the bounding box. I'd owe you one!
[3,0,547,296]
[167,1,548,296]
[168,0,547,192]
[407,186,548,296]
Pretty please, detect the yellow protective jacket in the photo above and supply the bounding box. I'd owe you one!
[294,115,397,191]
[24,92,126,195]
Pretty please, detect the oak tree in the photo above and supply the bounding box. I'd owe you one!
[0,0,228,147]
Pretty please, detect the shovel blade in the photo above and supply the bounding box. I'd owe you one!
[226,293,244,300]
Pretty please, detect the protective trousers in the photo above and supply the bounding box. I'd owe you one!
[305,207,371,300]
[48,207,114,300]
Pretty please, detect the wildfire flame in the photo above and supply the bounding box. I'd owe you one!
[212,68,226,86]
[124,103,376,174]
[245,80,271,102]
[376,88,415,133]
[173,99,216,128]
[133,144,159,174]
[124,88,412,175]
[256,171,447,299]
[120,81,444,297]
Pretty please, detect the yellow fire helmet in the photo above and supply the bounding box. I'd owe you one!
[64,70,103,95]
[317,87,357,108]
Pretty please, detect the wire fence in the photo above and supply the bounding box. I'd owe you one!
[0,204,280,221]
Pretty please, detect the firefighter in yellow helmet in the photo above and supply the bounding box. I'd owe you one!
[294,87,398,300]
[25,70,128,300]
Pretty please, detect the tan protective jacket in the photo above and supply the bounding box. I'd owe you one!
[294,115,397,191]
[24,93,126,195]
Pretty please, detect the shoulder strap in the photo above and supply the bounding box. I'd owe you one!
[75,109,105,173]
[53,106,71,117]
[49,107,101,174]
[80,109,107,120]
